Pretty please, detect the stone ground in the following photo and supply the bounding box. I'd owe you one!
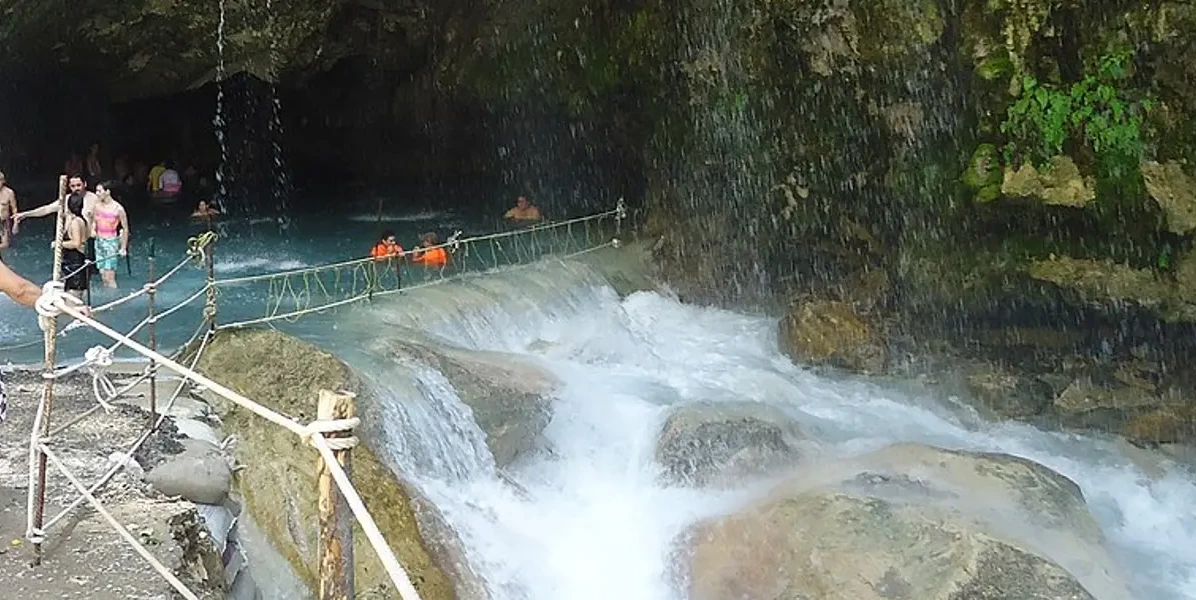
[0,367,216,599]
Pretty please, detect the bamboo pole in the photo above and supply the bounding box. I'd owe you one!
[146,241,158,428]
[29,174,69,564]
[204,238,216,331]
[317,390,356,600]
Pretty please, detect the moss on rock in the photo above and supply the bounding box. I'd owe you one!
[195,328,455,600]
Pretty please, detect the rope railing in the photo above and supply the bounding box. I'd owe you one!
[20,198,630,599]
[212,203,625,329]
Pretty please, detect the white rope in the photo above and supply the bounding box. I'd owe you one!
[300,417,361,450]
[42,326,213,533]
[49,300,423,599]
[310,433,423,600]
[39,445,203,600]
[213,208,618,287]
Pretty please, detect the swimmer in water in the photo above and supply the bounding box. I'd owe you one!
[191,200,220,219]
[503,195,542,224]
[369,230,403,260]
[411,232,447,267]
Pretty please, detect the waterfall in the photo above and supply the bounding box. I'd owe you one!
[213,0,230,213]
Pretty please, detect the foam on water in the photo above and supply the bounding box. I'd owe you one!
[346,210,449,223]
[336,261,1196,600]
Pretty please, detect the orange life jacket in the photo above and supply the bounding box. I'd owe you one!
[370,241,402,259]
[414,246,447,267]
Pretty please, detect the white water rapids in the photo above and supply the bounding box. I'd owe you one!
[306,256,1196,600]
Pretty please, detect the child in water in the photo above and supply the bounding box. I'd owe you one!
[411,232,447,267]
[370,230,403,259]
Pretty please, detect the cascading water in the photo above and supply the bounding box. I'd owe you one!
[213,0,230,214]
[264,0,292,230]
[317,258,1196,600]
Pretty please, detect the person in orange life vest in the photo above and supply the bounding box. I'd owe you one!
[370,230,403,260]
[411,232,447,267]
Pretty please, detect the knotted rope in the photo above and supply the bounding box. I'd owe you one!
[186,231,218,263]
[300,417,361,451]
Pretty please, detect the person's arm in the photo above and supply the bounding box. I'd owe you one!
[118,206,130,254]
[503,208,516,220]
[15,200,59,221]
[0,259,41,308]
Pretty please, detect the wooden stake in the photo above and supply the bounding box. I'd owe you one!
[30,174,69,565]
[317,390,356,600]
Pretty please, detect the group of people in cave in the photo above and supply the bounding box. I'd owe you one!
[368,194,544,268]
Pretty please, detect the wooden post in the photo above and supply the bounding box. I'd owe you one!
[30,174,69,565]
[317,390,356,600]
[204,238,217,331]
[146,245,158,428]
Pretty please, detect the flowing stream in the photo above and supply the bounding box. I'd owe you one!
[319,257,1196,600]
[3,213,1195,599]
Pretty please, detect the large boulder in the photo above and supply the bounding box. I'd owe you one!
[778,300,888,374]
[1141,160,1196,235]
[1001,156,1096,208]
[964,364,1055,419]
[655,402,809,488]
[385,340,557,467]
[684,491,1096,600]
[195,328,458,600]
[679,443,1132,600]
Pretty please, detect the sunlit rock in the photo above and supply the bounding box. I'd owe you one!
[964,365,1054,419]
[1001,156,1096,208]
[778,299,888,374]
[1123,405,1196,445]
[680,443,1132,600]
[1142,160,1196,235]
[1027,256,1169,307]
[386,341,557,467]
[654,401,810,488]
[195,329,457,600]
[1051,377,1177,434]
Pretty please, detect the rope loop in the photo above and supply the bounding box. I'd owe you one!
[186,231,218,263]
[300,417,361,451]
[143,282,158,295]
[446,230,464,254]
[84,345,114,369]
[36,281,83,331]
[26,527,45,545]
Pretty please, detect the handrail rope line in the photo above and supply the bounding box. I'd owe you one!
[41,324,213,533]
[46,298,423,600]
[39,445,202,600]
[220,213,618,329]
[89,253,197,316]
[212,208,618,287]
[216,237,622,330]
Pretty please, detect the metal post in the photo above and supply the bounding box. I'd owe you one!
[146,239,157,428]
[316,390,356,600]
[29,175,69,564]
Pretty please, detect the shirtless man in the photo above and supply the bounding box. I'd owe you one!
[0,258,43,424]
[0,258,86,423]
[14,174,98,230]
[503,195,542,223]
[0,171,17,249]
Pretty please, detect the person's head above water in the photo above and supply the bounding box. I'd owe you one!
[379,229,396,244]
[516,195,530,209]
[421,232,439,246]
[68,174,86,194]
[67,190,86,217]
[96,181,115,200]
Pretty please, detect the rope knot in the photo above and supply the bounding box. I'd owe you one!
[35,281,82,331]
[142,283,158,295]
[84,346,114,368]
[446,230,464,254]
[301,417,361,451]
[615,197,628,221]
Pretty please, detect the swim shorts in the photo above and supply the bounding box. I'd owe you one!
[95,236,120,271]
[1,370,7,424]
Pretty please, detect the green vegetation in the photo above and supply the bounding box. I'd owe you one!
[1000,52,1154,171]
